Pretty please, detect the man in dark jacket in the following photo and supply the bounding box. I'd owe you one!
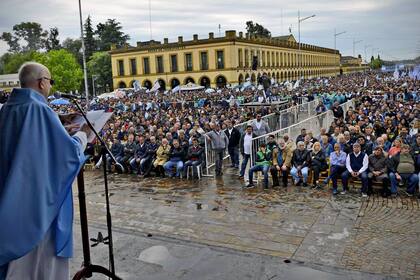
[142,136,159,177]
[122,134,136,172]
[368,146,389,196]
[332,101,344,119]
[183,138,204,178]
[225,120,241,168]
[107,139,124,172]
[163,139,185,178]
[290,141,311,187]
[388,144,418,197]
[130,136,147,174]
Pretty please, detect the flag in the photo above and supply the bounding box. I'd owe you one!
[150,80,160,92]
[363,77,367,87]
[133,80,141,91]
[293,79,300,89]
[393,67,399,80]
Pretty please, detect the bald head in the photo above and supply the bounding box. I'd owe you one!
[18,62,49,87]
[18,62,52,97]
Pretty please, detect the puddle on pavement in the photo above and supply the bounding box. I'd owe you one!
[138,245,211,272]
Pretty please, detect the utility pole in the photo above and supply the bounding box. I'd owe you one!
[78,0,89,107]
[353,39,362,57]
[364,44,372,63]
[298,11,315,72]
[334,29,346,51]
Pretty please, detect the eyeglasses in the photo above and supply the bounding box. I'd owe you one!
[38,77,55,86]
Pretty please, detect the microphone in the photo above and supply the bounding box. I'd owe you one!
[54,92,86,99]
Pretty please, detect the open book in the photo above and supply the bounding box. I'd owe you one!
[62,110,113,142]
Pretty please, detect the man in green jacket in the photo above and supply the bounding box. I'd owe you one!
[246,143,272,189]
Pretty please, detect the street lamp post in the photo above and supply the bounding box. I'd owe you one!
[364,44,372,63]
[334,29,346,51]
[92,75,99,97]
[298,10,315,76]
[353,39,363,57]
[78,0,89,107]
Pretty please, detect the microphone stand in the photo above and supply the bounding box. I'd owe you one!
[70,98,122,280]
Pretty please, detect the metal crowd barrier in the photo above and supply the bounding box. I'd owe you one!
[203,98,321,176]
[249,99,355,167]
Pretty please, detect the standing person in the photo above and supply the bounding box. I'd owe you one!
[0,62,91,279]
[251,113,270,136]
[206,123,229,176]
[224,120,241,168]
[239,125,256,179]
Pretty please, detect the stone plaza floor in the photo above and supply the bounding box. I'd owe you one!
[70,169,420,279]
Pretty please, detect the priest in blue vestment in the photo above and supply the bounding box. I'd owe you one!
[0,62,89,279]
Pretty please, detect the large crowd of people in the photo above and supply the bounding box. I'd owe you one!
[4,71,417,197]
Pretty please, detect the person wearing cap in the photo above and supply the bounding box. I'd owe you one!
[368,146,390,197]
[342,142,369,197]
[357,135,373,155]
[246,143,272,189]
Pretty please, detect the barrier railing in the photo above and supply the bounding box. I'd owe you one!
[203,98,320,176]
[249,99,355,167]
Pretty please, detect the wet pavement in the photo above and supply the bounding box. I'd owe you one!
[70,168,420,279]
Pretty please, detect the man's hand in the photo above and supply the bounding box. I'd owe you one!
[80,123,93,139]
[281,165,288,171]
[59,113,81,125]
[396,173,401,180]
[275,165,281,171]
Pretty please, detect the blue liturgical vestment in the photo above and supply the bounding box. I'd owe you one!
[0,88,85,278]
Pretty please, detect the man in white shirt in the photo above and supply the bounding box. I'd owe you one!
[239,125,256,178]
[342,143,369,197]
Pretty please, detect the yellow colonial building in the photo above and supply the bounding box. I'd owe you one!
[110,30,343,90]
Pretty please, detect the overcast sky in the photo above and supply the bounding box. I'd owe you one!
[0,0,419,60]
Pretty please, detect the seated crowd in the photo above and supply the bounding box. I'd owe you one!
[76,71,418,197]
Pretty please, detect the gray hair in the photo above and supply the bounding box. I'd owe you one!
[18,62,49,87]
[297,141,305,146]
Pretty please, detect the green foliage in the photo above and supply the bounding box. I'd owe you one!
[0,32,20,53]
[96,19,130,51]
[62,38,83,66]
[84,16,97,59]
[370,58,383,69]
[44,27,61,51]
[0,51,38,74]
[246,21,271,38]
[0,22,48,52]
[87,51,113,93]
[33,49,83,92]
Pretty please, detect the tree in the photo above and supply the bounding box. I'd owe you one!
[245,21,271,38]
[0,32,21,53]
[370,58,382,69]
[44,27,61,51]
[0,22,48,52]
[62,38,83,66]
[87,51,113,93]
[84,16,97,59]
[0,51,38,74]
[33,49,83,92]
[96,19,130,51]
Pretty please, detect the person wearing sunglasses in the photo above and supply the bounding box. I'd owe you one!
[0,62,91,279]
